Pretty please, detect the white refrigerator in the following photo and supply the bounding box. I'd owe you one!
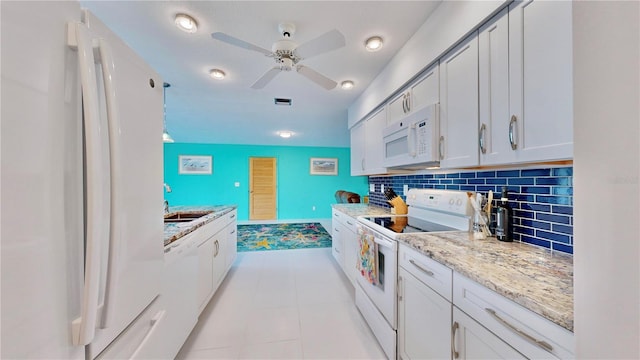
[1,1,165,359]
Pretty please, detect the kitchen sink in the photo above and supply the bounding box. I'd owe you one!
[164,211,213,223]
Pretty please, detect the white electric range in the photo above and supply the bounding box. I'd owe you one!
[355,188,474,359]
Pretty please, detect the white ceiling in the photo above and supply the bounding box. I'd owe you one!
[81,1,441,147]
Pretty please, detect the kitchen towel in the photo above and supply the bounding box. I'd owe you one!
[357,227,378,285]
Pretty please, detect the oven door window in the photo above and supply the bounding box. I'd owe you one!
[377,251,385,290]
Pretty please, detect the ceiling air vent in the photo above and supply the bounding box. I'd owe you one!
[274,98,292,106]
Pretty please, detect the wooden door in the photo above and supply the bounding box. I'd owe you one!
[249,157,277,220]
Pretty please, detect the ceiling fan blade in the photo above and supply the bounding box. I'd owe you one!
[251,67,282,89]
[211,32,273,56]
[296,65,337,90]
[294,29,346,59]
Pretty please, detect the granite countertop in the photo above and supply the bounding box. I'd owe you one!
[331,203,391,217]
[398,231,574,332]
[164,205,237,246]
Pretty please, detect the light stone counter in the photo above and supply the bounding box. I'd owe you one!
[331,203,392,218]
[163,205,237,246]
[398,231,573,332]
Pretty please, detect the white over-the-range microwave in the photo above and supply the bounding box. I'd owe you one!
[383,103,440,170]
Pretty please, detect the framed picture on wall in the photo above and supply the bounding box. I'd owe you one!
[310,157,338,175]
[179,155,212,175]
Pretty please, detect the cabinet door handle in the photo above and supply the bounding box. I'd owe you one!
[409,259,434,277]
[214,240,219,257]
[406,92,411,112]
[334,228,340,232]
[398,276,403,302]
[334,247,340,254]
[346,221,354,226]
[361,158,365,171]
[509,115,518,150]
[402,94,407,114]
[439,136,445,160]
[451,321,459,359]
[479,123,487,154]
[485,308,554,353]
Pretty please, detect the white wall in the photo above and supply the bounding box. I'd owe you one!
[573,1,640,358]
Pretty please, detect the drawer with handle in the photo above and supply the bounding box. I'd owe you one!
[453,272,574,359]
[399,243,453,301]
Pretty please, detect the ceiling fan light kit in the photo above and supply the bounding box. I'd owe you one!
[174,13,198,33]
[211,22,345,90]
[365,36,384,51]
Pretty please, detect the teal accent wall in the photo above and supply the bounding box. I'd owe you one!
[163,143,368,220]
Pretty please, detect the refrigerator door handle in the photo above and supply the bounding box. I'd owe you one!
[97,37,120,330]
[68,21,110,346]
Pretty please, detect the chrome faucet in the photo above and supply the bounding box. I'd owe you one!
[164,200,170,214]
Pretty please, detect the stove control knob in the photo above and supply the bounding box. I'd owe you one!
[456,198,463,206]
[449,198,455,205]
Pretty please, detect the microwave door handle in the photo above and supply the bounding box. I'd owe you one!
[408,123,417,157]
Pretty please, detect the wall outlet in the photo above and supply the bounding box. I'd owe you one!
[234,182,240,187]
[403,184,409,195]
[312,206,316,211]
[381,184,385,193]
[369,183,375,192]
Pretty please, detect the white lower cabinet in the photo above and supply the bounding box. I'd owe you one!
[331,209,358,285]
[331,222,344,270]
[196,236,215,311]
[195,210,238,314]
[341,220,358,285]
[453,272,574,359]
[398,267,452,360]
[225,213,238,269]
[453,307,525,359]
[397,244,575,360]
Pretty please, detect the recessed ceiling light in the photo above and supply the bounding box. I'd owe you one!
[175,13,198,33]
[365,36,384,52]
[278,131,293,138]
[341,80,355,90]
[209,69,226,80]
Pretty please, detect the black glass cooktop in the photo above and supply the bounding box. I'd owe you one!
[362,216,457,234]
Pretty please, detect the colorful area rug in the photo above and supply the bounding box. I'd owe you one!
[237,223,332,252]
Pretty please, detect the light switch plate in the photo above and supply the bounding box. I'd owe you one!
[381,184,385,193]
[234,182,240,187]
[369,183,375,192]
[403,184,409,195]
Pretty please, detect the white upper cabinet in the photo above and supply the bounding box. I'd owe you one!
[480,1,573,165]
[439,33,479,168]
[350,107,388,176]
[479,8,513,165]
[387,64,440,125]
[350,121,366,175]
[508,0,573,162]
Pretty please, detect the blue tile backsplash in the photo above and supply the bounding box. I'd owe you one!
[368,166,574,254]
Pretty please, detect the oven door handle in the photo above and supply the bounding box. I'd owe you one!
[373,236,396,250]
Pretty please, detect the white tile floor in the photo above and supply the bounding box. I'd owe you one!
[176,248,387,360]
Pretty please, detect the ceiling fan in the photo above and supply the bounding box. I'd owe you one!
[211,23,345,90]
